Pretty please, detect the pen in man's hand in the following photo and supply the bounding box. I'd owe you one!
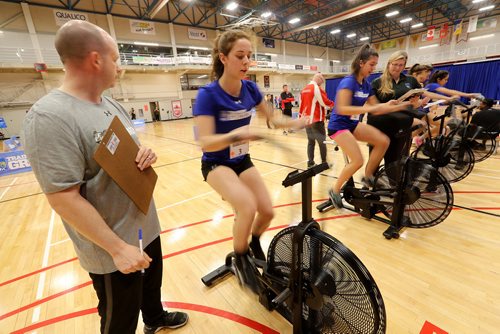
[139,228,145,275]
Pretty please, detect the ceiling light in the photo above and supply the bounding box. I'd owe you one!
[264,53,277,57]
[314,58,323,61]
[189,46,209,50]
[331,60,340,63]
[386,10,399,17]
[289,18,300,24]
[312,26,319,30]
[330,29,341,34]
[347,33,356,38]
[419,44,438,49]
[226,2,238,10]
[261,11,272,18]
[469,33,495,40]
[479,5,494,11]
[197,75,208,79]
[400,18,412,23]
[411,22,424,28]
[472,0,486,3]
[133,41,159,46]
[360,36,369,41]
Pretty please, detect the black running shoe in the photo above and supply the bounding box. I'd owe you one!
[234,252,260,293]
[143,311,189,333]
[307,161,316,168]
[361,176,375,189]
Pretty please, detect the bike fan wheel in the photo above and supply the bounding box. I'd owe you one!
[412,139,475,183]
[373,158,454,228]
[266,226,386,334]
[468,137,497,163]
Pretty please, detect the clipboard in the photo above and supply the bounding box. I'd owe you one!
[93,116,157,214]
[397,88,427,102]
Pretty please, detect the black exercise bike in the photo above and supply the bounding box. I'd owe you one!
[202,163,386,334]
[318,125,454,240]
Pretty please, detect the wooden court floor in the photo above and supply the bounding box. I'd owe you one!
[1,113,499,333]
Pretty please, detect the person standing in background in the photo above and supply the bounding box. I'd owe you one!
[299,73,334,167]
[281,84,295,135]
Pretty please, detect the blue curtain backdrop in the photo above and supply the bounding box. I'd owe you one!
[325,59,500,102]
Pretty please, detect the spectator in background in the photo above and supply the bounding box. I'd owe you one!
[299,73,334,167]
[154,107,160,122]
[280,84,295,135]
[130,107,136,120]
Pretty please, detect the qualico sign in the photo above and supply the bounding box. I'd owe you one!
[54,9,89,26]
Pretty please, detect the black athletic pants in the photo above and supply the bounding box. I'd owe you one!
[306,121,327,164]
[89,237,165,334]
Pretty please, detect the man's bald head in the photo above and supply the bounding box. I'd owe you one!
[55,20,112,64]
[312,73,325,86]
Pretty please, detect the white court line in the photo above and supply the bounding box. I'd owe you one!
[0,177,18,201]
[156,160,308,211]
[31,210,56,324]
[50,238,71,247]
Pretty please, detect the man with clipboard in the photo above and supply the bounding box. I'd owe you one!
[22,21,188,334]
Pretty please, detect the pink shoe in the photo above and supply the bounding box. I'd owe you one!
[414,136,423,147]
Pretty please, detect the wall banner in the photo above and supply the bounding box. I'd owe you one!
[172,100,183,118]
[130,20,156,35]
[53,9,89,26]
[0,150,32,176]
[188,28,207,40]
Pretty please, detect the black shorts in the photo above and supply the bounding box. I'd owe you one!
[327,123,359,137]
[201,154,255,181]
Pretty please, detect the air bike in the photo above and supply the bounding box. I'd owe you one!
[317,125,454,240]
[202,162,387,334]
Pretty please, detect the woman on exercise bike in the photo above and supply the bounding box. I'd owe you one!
[326,44,411,209]
[193,30,306,292]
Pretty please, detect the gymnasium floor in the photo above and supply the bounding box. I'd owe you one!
[0,113,499,333]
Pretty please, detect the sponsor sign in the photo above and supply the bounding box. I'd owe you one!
[188,28,207,40]
[53,9,89,26]
[0,150,32,176]
[263,38,275,48]
[130,20,156,35]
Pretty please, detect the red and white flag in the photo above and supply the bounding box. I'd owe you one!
[426,26,436,41]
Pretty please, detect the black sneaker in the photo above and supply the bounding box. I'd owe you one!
[361,176,375,189]
[328,189,343,209]
[234,252,260,293]
[249,237,266,262]
[143,311,189,333]
[307,161,316,168]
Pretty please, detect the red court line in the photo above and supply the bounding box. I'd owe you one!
[10,302,281,333]
[0,282,93,322]
[1,201,499,322]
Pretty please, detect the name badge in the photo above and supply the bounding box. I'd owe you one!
[350,114,360,121]
[229,141,249,158]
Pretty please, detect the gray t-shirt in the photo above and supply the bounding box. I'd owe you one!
[23,89,161,274]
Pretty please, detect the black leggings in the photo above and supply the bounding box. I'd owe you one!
[89,237,165,334]
[367,112,413,165]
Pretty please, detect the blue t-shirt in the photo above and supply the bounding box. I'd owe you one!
[425,83,443,95]
[193,80,263,163]
[328,75,372,131]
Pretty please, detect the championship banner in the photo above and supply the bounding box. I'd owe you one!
[380,39,397,50]
[0,151,32,176]
[130,20,156,35]
[53,9,89,26]
[171,100,183,118]
[467,15,478,33]
[477,17,497,30]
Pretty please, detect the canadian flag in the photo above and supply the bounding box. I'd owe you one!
[426,26,436,41]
